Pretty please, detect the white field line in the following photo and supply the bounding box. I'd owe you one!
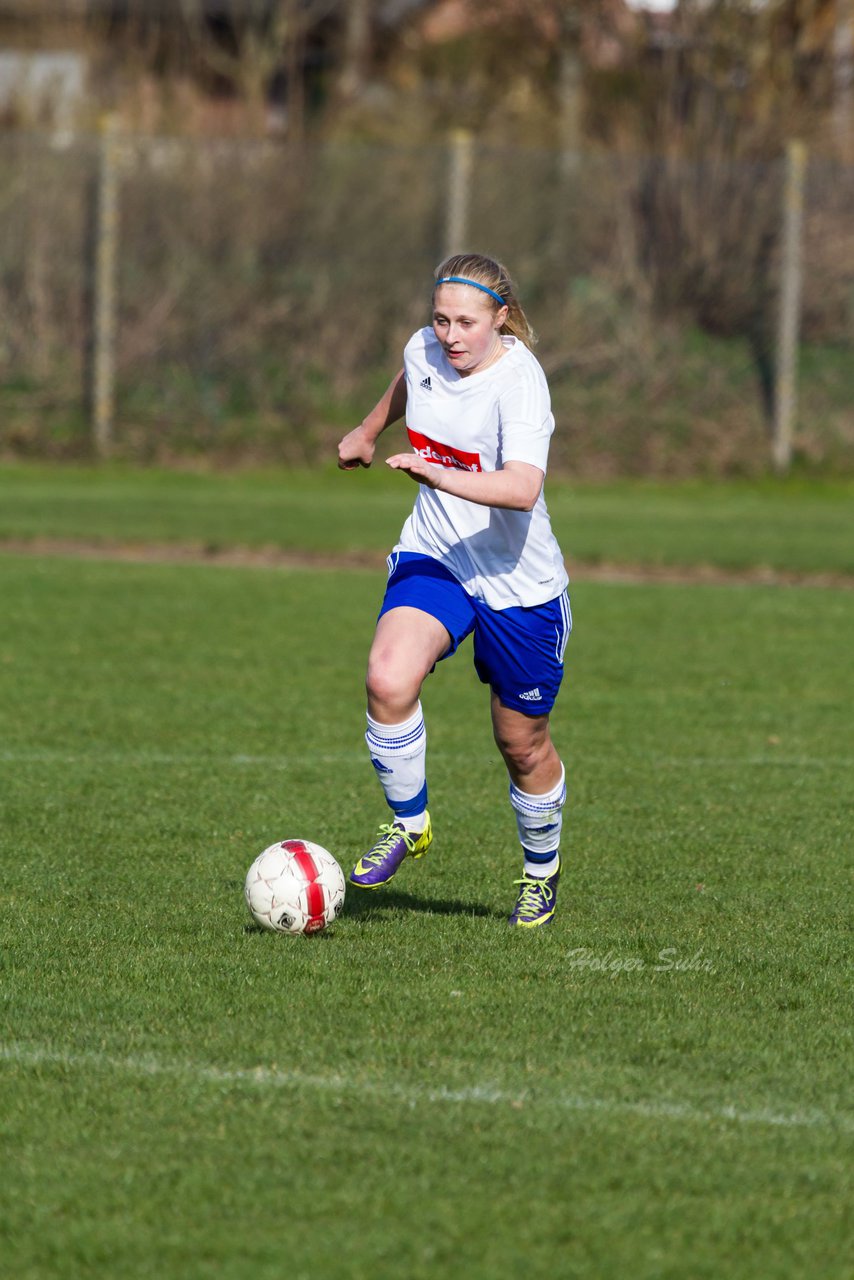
[1,1042,850,1135]
[0,749,851,771]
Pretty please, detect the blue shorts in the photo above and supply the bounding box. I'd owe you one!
[379,552,571,715]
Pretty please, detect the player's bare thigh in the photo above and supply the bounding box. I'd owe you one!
[366,606,451,723]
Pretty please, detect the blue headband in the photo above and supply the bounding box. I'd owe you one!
[435,276,507,307]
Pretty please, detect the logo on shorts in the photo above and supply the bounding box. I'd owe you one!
[420,376,432,390]
[519,688,542,702]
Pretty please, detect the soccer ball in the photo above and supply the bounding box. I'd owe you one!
[244,839,346,935]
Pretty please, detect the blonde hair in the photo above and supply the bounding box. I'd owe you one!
[433,253,537,348]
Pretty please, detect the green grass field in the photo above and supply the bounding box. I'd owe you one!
[1,466,852,1278]
[1,462,853,574]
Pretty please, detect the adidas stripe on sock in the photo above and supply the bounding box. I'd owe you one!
[509,765,566,877]
[366,704,428,825]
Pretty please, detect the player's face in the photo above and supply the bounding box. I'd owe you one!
[432,284,508,376]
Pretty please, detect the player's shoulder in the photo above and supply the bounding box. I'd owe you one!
[404,327,439,360]
[497,338,549,394]
[506,337,547,375]
[404,328,447,384]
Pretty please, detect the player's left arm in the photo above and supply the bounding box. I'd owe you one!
[385,455,543,512]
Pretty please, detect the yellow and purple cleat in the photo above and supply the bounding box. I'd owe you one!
[508,862,560,928]
[350,813,433,889]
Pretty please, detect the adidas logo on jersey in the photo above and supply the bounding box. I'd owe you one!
[420,376,432,390]
[519,688,542,702]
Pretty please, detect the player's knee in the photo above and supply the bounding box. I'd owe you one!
[366,655,420,718]
[495,730,547,776]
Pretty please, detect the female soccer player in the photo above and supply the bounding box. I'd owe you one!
[337,253,571,928]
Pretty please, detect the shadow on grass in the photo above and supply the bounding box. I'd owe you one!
[242,922,341,940]
[344,887,500,920]
[234,881,503,929]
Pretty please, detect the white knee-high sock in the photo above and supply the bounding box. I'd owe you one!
[509,765,566,878]
[365,704,428,829]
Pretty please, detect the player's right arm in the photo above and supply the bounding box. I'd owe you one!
[337,368,407,470]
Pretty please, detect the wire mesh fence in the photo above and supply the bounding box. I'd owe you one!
[1,128,853,476]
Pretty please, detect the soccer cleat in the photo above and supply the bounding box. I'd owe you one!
[349,812,433,889]
[508,862,560,928]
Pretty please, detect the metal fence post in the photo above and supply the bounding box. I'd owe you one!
[91,113,120,457]
[444,128,473,259]
[773,139,807,474]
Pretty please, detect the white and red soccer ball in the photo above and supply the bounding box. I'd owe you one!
[244,839,345,935]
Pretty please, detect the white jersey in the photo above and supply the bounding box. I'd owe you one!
[394,326,568,610]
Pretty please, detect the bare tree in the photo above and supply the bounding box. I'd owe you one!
[337,0,374,102]
[179,0,340,136]
[835,0,854,159]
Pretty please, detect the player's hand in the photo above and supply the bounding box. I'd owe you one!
[386,453,443,490]
[337,425,375,470]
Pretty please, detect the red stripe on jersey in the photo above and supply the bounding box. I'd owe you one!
[407,428,482,473]
[286,842,326,930]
